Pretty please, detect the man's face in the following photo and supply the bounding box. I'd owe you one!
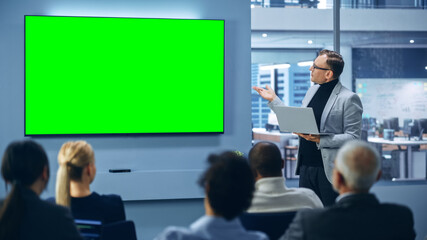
[309,54,332,84]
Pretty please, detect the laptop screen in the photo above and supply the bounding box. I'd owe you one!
[75,219,102,240]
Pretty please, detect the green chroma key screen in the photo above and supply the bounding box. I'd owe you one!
[25,16,224,135]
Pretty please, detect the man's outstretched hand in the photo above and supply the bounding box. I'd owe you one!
[252,85,277,102]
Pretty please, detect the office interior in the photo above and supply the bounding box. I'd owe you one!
[1,0,426,239]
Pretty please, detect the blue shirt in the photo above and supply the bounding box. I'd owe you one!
[155,215,268,240]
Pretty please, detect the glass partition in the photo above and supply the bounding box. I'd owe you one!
[251,1,427,181]
[341,30,427,180]
[251,30,333,179]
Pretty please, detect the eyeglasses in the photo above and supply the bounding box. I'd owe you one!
[312,63,331,71]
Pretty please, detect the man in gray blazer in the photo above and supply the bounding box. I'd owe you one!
[253,50,363,206]
[280,140,416,240]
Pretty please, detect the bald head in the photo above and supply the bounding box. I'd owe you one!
[335,140,381,192]
[248,142,283,179]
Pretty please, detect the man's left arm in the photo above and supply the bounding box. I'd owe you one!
[318,94,363,149]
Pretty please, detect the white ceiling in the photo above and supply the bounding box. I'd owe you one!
[252,31,427,49]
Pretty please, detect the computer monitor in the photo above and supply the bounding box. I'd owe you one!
[417,119,427,140]
[383,117,399,132]
[411,119,420,138]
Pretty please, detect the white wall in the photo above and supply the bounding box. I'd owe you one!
[0,0,251,201]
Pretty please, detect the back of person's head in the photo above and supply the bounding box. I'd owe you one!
[56,140,94,207]
[335,140,381,192]
[199,151,255,220]
[0,140,49,240]
[248,142,282,178]
[319,49,344,79]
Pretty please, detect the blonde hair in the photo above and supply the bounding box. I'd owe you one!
[55,141,94,207]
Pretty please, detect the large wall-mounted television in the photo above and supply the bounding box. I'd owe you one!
[25,16,224,135]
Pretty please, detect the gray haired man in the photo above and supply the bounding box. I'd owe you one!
[281,140,416,240]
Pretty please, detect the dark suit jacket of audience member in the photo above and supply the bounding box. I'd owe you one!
[282,193,416,240]
[18,187,82,240]
[70,192,125,224]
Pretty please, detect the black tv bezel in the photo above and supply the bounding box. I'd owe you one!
[24,15,225,136]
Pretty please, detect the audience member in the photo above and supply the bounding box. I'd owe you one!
[247,142,323,213]
[281,140,416,240]
[55,141,125,224]
[0,140,82,240]
[155,151,268,240]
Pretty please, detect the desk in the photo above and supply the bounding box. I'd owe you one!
[252,128,297,144]
[368,137,427,178]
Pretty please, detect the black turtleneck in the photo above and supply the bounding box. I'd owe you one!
[299,79,339,167]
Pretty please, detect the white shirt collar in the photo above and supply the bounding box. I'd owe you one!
[255,177,287,192]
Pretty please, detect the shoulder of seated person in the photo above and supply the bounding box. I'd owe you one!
[156,226,203,240]
[289,187,317,195]
[380,202,413,214]
[95,193,124,208]
[296,208,326,218]
[37,198,73,216]
[247,230,269,240]
[45,196,56,203]
[98,192,123,201]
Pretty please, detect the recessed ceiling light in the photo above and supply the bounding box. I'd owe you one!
[425,66,427,70]
[251,4,255,8]
[260,64,291,70]
[297,61,313,67]
[410,40,415,43]
[262,33,268,38]
[308,40,313,44]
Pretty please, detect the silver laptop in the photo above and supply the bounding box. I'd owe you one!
[273,105,333,135]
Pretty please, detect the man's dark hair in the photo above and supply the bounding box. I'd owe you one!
[199,151,255,220]
[319,49,344,79]
[248,142,282,178]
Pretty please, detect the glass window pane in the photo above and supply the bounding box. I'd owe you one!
[251,31,333,129]
[342,13,427,181]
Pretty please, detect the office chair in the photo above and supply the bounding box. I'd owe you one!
[239,211,297,240]
[299,0,319,8]
[270,0,285,8]
[361,129,368,141]
[103,220,137,240]
[74,219,103,240]
[402,119,413,137]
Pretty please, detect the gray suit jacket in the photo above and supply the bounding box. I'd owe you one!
[268,81,363,182]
